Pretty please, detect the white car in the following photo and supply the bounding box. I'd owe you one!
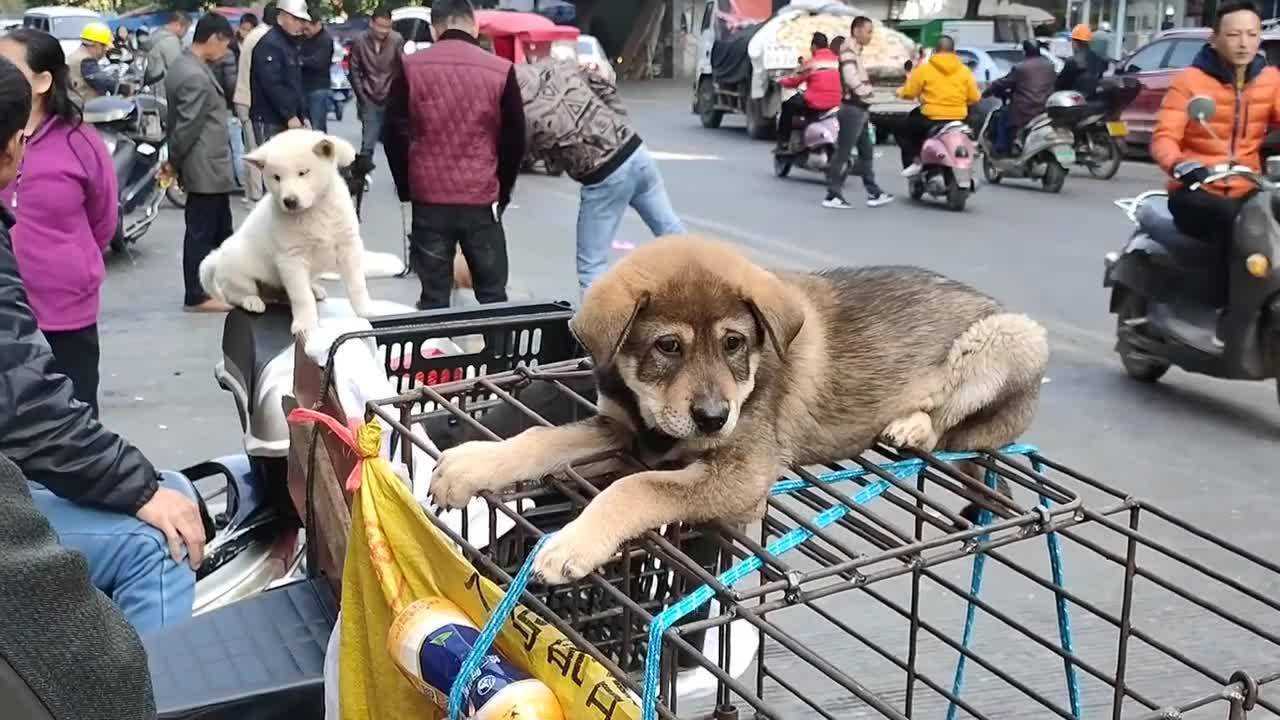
[22,6,103,57]
[956,44,1064,88]
[391,6,433,55]
[577,34,615,84]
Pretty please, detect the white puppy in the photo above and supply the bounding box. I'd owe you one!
[199,129,374,337]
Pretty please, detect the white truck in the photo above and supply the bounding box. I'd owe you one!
[693,0,916,139]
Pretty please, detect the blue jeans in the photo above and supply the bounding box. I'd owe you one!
[30,480,197,634]
[994,109,1017,156]
[307,89,330,133]
[359,101,386,157]
[227,115,245,187]
[576,145,685,292]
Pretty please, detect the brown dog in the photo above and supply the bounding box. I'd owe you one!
[429,235,1049,584]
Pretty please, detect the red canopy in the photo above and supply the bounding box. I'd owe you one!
[475,10,580,42]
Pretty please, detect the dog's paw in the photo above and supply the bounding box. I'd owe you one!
[311,283,328,301]
[429,440,509,509]
[290,318,316,341]
[241,295,267,313]
[534,521,616,585]
[881,411,939,451]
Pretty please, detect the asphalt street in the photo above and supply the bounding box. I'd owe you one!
[93,81,1278,717]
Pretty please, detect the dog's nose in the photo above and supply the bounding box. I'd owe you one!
[282,196,298,210]
[690,398,729,433]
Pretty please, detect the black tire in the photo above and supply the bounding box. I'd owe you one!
[698,78,723,129]
[773,154,792,178]
[1042,158,1067,193]
[945,172,967,211]
[982,153,1002,184]
[745,100,775,140]
[908,177,925,201]
[1085,130,1122,180]
[110,217,127,254]
[166,181,187,209]
[1116,294,1170,382]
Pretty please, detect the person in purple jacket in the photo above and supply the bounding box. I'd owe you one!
[0,29,118,418]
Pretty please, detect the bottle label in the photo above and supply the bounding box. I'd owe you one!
[418,622,528,715]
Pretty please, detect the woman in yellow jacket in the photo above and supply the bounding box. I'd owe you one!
[895,35,981,176]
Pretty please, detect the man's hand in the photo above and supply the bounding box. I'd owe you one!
[136,487,206,570]
[1174,160,1210,189]
[287,116,303,129]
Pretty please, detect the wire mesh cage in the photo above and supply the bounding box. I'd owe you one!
[347,307,1278,720]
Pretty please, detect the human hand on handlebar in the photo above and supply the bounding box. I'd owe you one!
[1173,160,1210,189]
[136,486,206,570]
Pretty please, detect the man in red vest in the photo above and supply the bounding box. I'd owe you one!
[385,0,527,310]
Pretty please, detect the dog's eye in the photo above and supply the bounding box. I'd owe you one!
[273,174,281,182]
[655,336,681,355]
[724,333,745,353]
[299,169,310,177]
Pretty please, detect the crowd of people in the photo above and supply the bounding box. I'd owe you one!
[0,0,1278,715]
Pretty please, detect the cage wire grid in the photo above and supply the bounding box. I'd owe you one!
[358,357,1279,720]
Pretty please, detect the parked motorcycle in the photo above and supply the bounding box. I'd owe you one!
[1069,76,1140,180]
[1104,96,1280,402]
[84,56,169,254]
[978,90,1083,193]
[330,40,352,122]
[906,120,977,211]
[773,107,845,178]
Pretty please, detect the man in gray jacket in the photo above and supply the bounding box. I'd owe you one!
[146,11,190,100]
[165,13,237,313]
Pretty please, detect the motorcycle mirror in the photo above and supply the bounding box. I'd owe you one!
[1267,155,1280,182]
[1187,96,1216,125]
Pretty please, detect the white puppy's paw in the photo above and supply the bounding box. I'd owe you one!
[534,520,615,585]
[429,440,510,509]
[350,294,375,318]
[241,295,267,313]
[311,283,328,301]
[881,411,939,451]
[290,318,316,341]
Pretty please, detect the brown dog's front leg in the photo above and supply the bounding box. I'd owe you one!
[532,463,712,585]
[429,416,627,509]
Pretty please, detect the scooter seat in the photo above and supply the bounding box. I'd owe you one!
[1135,196,1220,266]
[929,121,970,137]
[220,306,296,424]
[145,578,336,719]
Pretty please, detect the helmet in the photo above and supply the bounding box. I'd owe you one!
[1070,23,1093,42]
[1046,90,1086,108]
[276,0,313,22]
[80,22,113,47]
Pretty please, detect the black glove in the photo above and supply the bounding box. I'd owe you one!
[1173,160,1210,189]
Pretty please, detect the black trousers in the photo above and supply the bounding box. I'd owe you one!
[184,192,234,306]
[411,203,509,310]
[46,324,100,418]
[895,107,943,167]
[776,93,808,146]
[1168,187,1245,307]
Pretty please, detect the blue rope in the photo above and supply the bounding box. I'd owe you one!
[945,469,998,720]
[448,533,551,720]
[1037,459,1082,718]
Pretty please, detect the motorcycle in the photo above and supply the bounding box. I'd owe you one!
[84,56,169,254]
[1104,95,1280,402]
[1069,76,1140,180]
[330,42,352,122]
[977,90,1083,193]
[906,120,977,211]
[773,107,846,179]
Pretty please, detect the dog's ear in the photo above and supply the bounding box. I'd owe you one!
[570,287,649,368]
[243,146,267,170]
[742,270,804,358]
[314,136,357,168]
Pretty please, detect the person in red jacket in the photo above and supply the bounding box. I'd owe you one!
[775,32,841,150]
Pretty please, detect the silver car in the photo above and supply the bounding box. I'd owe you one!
[956,44,1064,88]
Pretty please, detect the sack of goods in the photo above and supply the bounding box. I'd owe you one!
[774,6,916,82]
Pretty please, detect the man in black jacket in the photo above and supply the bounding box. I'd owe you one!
[300,15,334,132]
[250,0,309,143]
[0,59,206,636]
[1057,24,1108,98]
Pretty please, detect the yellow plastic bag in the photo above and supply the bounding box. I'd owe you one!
[287,409,642,720]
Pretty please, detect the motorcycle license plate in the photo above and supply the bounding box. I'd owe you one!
[1106,121,1129,137]
[1053,146,1076,164]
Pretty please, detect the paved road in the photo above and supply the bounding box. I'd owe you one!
[93,82,1277,718]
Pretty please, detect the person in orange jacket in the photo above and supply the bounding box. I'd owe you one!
[775,32,842,150]
[1151,0,1280,269]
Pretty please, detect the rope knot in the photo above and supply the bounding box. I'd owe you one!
[355,422,382,459]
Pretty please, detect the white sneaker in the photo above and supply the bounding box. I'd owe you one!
[901,163,923,178]
[822,195,855,209]
[866,193,895,207]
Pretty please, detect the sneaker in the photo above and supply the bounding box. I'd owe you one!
[822,195,854,210]
[901,163,923,177]
[866,192,895,207]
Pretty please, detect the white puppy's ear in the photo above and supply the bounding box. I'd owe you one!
[314,136,357,168]
[243,146,267,170]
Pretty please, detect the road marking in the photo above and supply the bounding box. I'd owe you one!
[649,151,721,161]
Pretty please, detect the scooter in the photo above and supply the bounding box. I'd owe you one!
[1069,76,1139,180]
[773,107,849,179]
[906,121,977,211]
[84,57,168,254]
[978,90,1083,193]
[1104,95,1280,403]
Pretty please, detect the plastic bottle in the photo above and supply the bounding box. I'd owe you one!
[387,596,565,720]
